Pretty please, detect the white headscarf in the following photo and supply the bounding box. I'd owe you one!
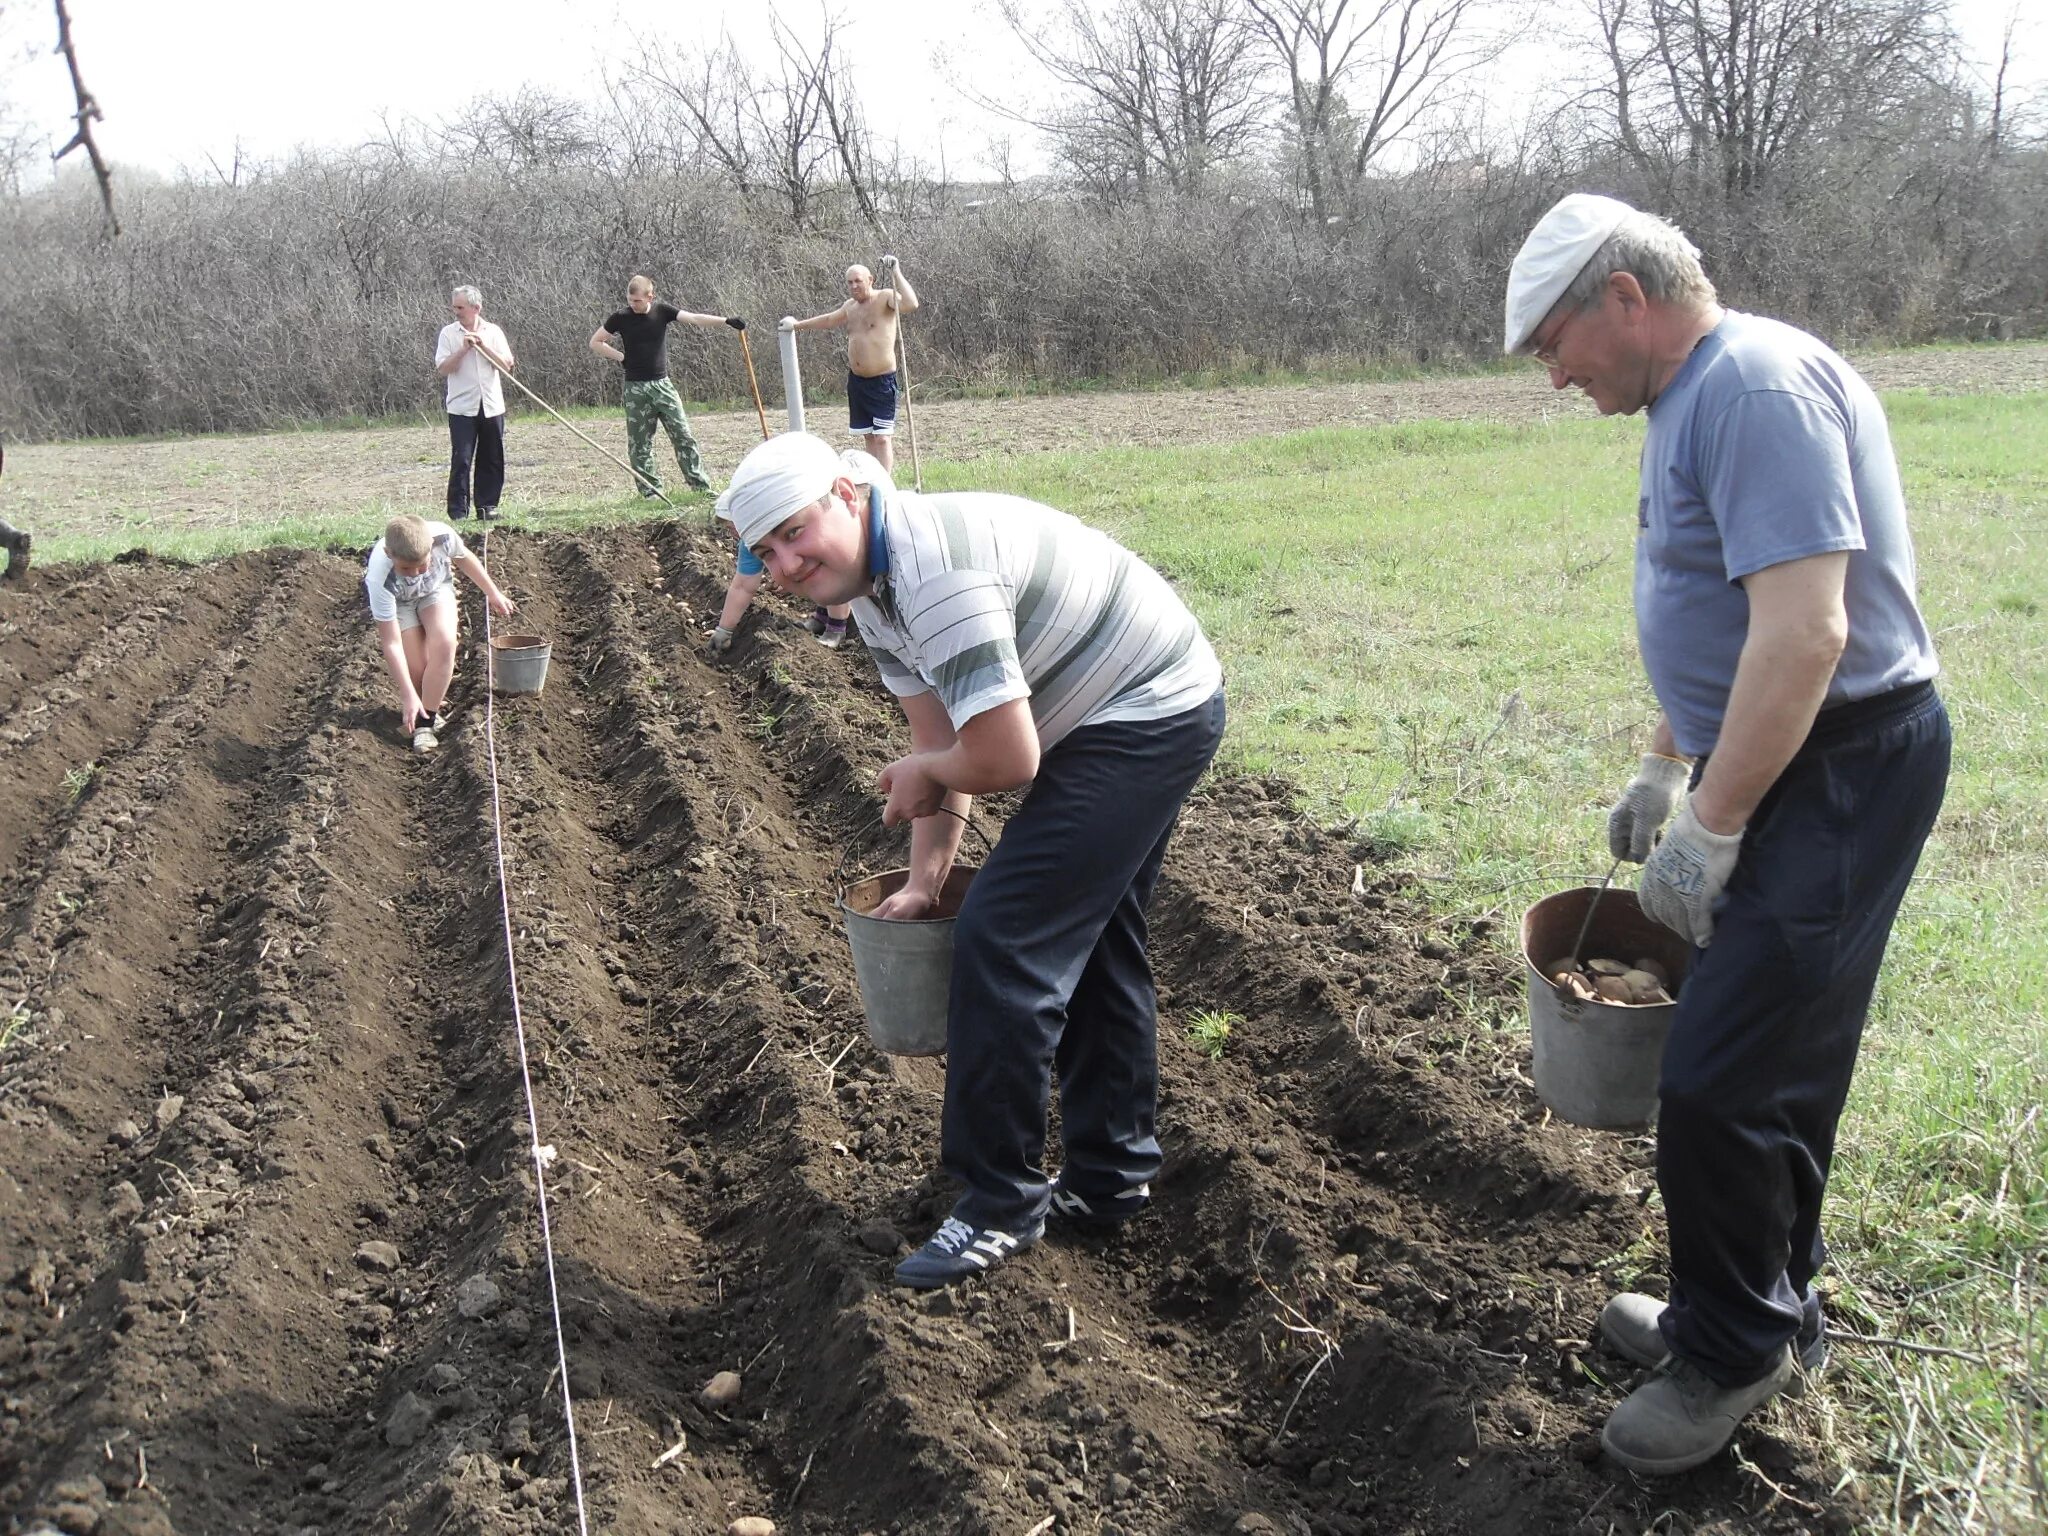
[715,431,845,547]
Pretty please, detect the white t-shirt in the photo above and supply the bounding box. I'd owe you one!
[364,522,470,623]
[435,320,512,417]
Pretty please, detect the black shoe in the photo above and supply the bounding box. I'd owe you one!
[1048,1173,1151,1229]
[478,507,499,521]
[893,1215,1043,1289]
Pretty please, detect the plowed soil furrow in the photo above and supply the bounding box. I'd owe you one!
[2,534,1849,1536]
[0,553,379,1521]
[0,557,252,882]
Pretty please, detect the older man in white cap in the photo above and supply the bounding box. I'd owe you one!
[719,432,1225,1288]
[1505,195,1950,1474]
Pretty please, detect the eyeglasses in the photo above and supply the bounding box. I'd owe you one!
[1530,304,1585,368]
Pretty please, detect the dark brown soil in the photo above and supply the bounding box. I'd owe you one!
[1,526,1857,1535]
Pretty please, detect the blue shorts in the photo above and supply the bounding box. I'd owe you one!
[735,533,764,577]
[848,370,897,436]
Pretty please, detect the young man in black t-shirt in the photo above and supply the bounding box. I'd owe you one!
[588,275,746,498]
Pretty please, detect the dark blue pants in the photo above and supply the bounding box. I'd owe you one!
[943,690,1226,1231]
[447,409,506,519]
[1658,682,1950,1385]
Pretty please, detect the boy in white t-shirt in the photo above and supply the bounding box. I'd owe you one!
[363,514,516,752]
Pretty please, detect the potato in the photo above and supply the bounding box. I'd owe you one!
[1632,957,1671,988]
[1551,967,1582,987]
[1561,972,1598,1001]
[699,1370,743,1410]
[1586,958,1630,977]
[1620,969,1664,1003]
[1593,975,1634,1003]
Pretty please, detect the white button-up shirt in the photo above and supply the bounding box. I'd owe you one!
[435,320,512,417]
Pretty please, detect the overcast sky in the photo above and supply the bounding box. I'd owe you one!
[1,0,2039,183]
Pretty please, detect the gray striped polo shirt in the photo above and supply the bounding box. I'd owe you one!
[850,490,1222,747]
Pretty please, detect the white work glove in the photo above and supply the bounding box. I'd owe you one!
[777,315,797,333]
[1608,752,1691,863]
[1637,801,1743,947]
[706,626,735,656]
[879,253,898,271]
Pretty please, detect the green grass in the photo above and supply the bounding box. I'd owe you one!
[932,394,2046,1533]
[19,381,2045,1530]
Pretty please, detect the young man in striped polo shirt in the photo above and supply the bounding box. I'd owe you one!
[718,433,1227,1288]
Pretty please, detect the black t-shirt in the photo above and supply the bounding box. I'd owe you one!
[603,302,680,382]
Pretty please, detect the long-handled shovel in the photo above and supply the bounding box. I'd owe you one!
[883,262,924,491]
[469,340,674,509]
[737,328,772,441]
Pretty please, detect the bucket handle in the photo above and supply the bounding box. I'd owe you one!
[833,804,991,898]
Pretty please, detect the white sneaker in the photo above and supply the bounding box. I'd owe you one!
[412,724,439,753]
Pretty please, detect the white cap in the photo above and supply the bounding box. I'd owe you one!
[716,431,845,546]
[1503,193,1636,353]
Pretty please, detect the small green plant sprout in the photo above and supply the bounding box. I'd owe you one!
[61,761,100,803]
[1,998,31,1052]
[1187,1009,1241,1061]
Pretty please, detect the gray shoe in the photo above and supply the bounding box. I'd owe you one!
[1600,1292,1829,1374]
[412,724,439,754]
[1601,1347,1796,1475]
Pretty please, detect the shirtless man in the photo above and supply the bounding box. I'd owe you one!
[780,255,920,474]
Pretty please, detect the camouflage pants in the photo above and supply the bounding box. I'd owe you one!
[622,379,711,496]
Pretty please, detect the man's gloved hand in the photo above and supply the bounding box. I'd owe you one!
[1608,752,1691,862]
[725,316,746,331]
[1638,801,1743,947]
[706,626,736,656]
[879,253,898,271]
[777,316,797,333]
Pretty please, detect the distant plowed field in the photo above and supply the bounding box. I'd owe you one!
[5,343,2043,546]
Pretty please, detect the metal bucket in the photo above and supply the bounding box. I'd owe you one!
[835,811,988,1057]
[1522,886,1693,1129]
[490,633,552,696]
[838,864,979,1056]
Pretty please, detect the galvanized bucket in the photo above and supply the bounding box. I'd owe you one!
[490,633,552,696]
[836,812,987,1057]
[1521,885,1692,1130]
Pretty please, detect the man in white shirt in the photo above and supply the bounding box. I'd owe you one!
[434,285,515,521]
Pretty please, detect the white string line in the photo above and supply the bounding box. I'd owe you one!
[479,528,591,1535]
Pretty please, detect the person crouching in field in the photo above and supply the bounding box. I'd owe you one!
[720,432,1226,1290]
[364,514,516,753]
[589,275,744,499]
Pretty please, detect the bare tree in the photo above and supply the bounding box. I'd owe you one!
[623,21,858,228]
[994,0,1269,198]
[1245,0,1500,226]
[1581,0,1959,196]
[50,0,115,233]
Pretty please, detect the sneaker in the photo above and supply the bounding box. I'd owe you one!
[428,706,451,735]
[478,507,499,521]
[893,1215,1042,1289]
[1048,1173,1151,1229]
[412,724,439,753]
[805,607,829,636]
[817,619,848,651]
[1600,1292,1829,1375]
[1601,1347,1796,1476]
